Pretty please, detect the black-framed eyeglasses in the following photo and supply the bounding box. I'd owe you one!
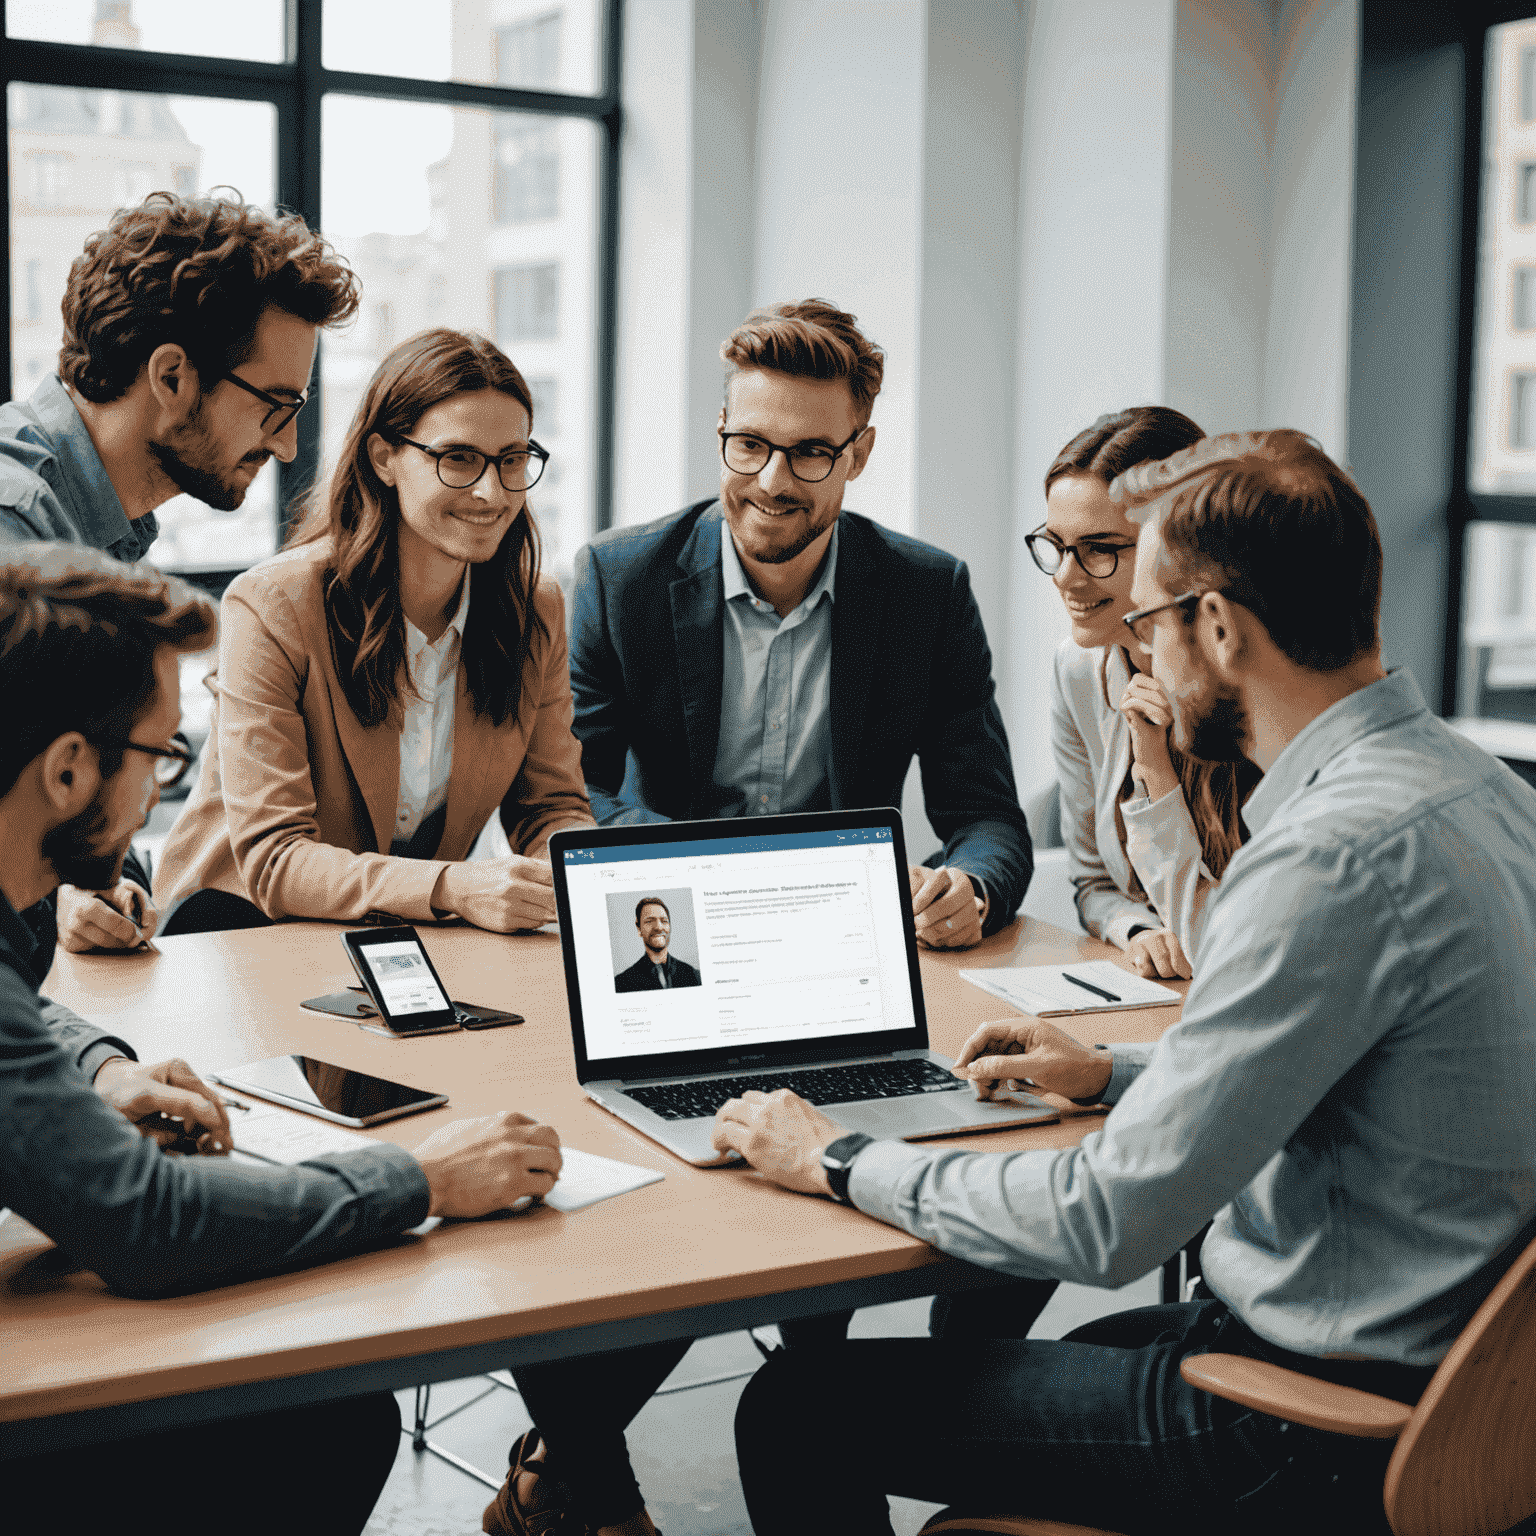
[222,371,309,435]
[93,731,197,790]
[1122,592,1201,650]
[718,427,866,484]
[1024,525,1137,579]
[397,437,550,492]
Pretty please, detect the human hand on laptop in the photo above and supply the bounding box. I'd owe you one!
[415,1110,563,1217]
[711,1089,849,1195]
[950,1018,1111,1105]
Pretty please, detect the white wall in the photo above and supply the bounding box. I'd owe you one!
[915,0,1028,664]
[752,0,928,537]
[1164,0,1271,437]
[613,0,695,522]
[1266,0,1357,461]
[615,0,1363,821]
[1005,0,1180,800]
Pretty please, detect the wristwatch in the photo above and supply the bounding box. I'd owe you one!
[820,1132,875,1204]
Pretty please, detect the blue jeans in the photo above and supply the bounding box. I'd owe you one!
[733,1299,1433,1535]
[510,1283,1059,1527]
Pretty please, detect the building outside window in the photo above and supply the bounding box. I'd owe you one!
[497,10,562,88]
[495,261,560,341]
[6,0,617,583]
[1461,15,1536,741]
[494,118,560,223]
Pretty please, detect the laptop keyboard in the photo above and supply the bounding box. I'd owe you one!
[624,1058,965,1121]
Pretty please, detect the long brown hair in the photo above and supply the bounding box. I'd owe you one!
[287,328,546,729]
[1045,407,1260,881]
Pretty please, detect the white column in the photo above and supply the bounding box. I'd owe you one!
[751,0,927,536]
[1006,0,1179,802]
[1265,0,1358,461]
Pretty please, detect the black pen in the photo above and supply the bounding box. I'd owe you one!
[1062,971,1120,1003]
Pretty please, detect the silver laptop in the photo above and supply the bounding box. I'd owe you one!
[548,809,1056,1165]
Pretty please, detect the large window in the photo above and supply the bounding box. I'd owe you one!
[1458,14,1536,737]
[3,0,621,580]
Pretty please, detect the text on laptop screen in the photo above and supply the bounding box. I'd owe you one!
[561,827,915,1063]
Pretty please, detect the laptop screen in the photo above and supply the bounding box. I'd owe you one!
[551,814,928,1082]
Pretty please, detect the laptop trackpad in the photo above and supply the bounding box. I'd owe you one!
[836,1091,1054,1140]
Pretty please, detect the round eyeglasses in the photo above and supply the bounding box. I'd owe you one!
[92,731,197,790]
[397,437,550,493]
[1024,526,1137,579]
[719,427,865,484]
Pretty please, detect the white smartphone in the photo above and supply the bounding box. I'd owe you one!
[211,1055,448,1127]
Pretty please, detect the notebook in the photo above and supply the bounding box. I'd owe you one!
[960,960,1181,1016]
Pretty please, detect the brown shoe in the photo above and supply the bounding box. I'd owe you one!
[482,1429,582,1536]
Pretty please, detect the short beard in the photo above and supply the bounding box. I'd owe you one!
[149,405,263,512]
[1182,686,1250,763]
[41,794,127,892]
[748,519,830,566]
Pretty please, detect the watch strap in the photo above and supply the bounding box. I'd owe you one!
[821,1132,875,1204]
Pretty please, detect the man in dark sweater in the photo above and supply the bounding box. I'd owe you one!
[0,543,565,1536]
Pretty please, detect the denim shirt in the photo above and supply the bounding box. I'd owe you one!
[850,671,1536,1366]
[0,375,159,562]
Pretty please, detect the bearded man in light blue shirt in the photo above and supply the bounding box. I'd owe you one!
[715,430,1536,1535]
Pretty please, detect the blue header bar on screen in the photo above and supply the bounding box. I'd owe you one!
[561,827,893,865]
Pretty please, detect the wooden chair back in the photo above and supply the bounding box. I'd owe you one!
[1384,1227,1536,1536]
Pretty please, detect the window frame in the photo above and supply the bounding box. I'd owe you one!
[1,0,625,585]
[1446,3,1536,716]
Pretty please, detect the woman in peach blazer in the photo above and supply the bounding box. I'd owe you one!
[155,328,593,933]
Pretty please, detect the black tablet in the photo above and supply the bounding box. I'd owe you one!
[212,1055,447,1127]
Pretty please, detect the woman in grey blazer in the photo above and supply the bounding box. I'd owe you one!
[1029,408,1261,978]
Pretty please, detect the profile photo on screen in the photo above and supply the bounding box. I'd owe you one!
[608,890,702,992]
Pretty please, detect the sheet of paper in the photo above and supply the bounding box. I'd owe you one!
[228,1099,380,1164]
[959,959,1180,1016]
[544,1146,665,1212]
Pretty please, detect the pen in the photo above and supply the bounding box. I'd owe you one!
[1062,971,1120,1003]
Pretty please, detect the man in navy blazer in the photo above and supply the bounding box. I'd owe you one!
[487,303,1035,1536]
[569,299,1032,947]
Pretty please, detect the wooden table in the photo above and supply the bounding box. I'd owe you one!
[1,917,1184,1455]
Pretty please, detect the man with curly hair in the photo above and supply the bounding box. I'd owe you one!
[0,190,359,952]
[1,190,358,559]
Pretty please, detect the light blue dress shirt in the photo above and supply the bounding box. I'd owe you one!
[711,522,838,817]
[849,671,1536,1366]
[0,376,159,563]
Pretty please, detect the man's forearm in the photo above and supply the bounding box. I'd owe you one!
[39,996,136,1080]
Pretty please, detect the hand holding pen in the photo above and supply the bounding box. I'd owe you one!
[55,879,159,953]
[93,1056,232,1153]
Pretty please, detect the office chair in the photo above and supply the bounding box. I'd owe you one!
[919,1229,1536,1536]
